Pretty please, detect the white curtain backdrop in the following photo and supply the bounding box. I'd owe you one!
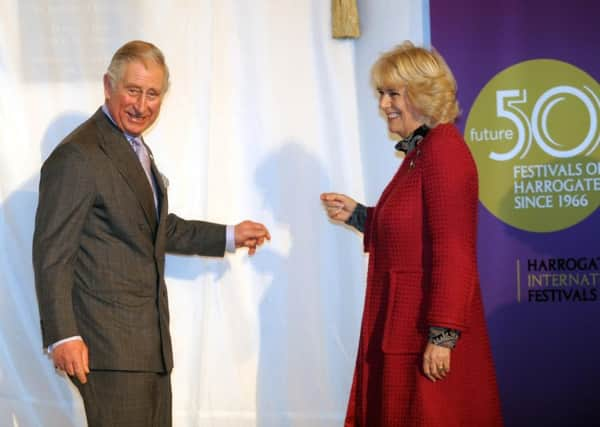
[0,1,426,426]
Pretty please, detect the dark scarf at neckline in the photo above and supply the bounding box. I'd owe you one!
[394,124,430,155]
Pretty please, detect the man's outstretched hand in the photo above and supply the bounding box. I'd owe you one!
[234,220,271,255]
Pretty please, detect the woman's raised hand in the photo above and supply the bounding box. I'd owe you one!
[320,192,357,223]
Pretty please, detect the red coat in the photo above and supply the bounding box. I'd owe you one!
[345,124,503,426]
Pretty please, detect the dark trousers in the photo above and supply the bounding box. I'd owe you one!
[71,370,172,427]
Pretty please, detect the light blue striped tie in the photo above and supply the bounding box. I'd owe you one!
[132,137,158,212]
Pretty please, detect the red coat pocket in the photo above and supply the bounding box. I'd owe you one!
[381,270,428,354]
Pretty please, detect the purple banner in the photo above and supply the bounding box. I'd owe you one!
[430,1,600,426]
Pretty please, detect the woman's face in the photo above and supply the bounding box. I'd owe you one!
[378,87,422,138]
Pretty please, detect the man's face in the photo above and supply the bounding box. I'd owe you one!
[103,60,165,136]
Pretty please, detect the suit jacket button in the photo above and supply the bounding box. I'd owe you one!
[409,160,415,168]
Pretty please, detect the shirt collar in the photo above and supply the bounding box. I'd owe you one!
[101,104,139,144]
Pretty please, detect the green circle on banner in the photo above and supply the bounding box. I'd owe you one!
[465,59,600,232]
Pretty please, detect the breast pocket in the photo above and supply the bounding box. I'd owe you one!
[381,270,428,354]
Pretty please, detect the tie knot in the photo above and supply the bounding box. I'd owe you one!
[131,137,151,167]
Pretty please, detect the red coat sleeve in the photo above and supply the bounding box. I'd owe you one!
[363,207,375,253]
[422,126,479,331]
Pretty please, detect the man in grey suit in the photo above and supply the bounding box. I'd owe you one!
[33,40,270,427]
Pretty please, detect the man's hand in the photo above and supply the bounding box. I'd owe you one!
[52,340,90,384]
[422,342,451,382]
[320,193,357,223]
[234,220,271,255]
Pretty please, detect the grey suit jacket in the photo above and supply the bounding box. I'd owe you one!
[33,108,226,373]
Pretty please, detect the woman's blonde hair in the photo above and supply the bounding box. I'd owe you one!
[371,41,459,127]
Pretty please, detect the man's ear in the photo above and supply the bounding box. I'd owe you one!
[103,74,113,100]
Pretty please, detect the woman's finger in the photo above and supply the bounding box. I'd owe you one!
[423,357,436,382]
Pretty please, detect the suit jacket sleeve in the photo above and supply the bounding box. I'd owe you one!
[33,143,95,347]
[422,128,479,331]
[164,214,226,257]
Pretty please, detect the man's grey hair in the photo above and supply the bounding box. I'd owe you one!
[106,40,170,93]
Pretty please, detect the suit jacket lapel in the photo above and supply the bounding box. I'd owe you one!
[92,109,158,231]
[145,142,167,220]
[146,149,169,283]
[148,147,169,255]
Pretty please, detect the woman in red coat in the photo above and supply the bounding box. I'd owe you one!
[321,42,503,426]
